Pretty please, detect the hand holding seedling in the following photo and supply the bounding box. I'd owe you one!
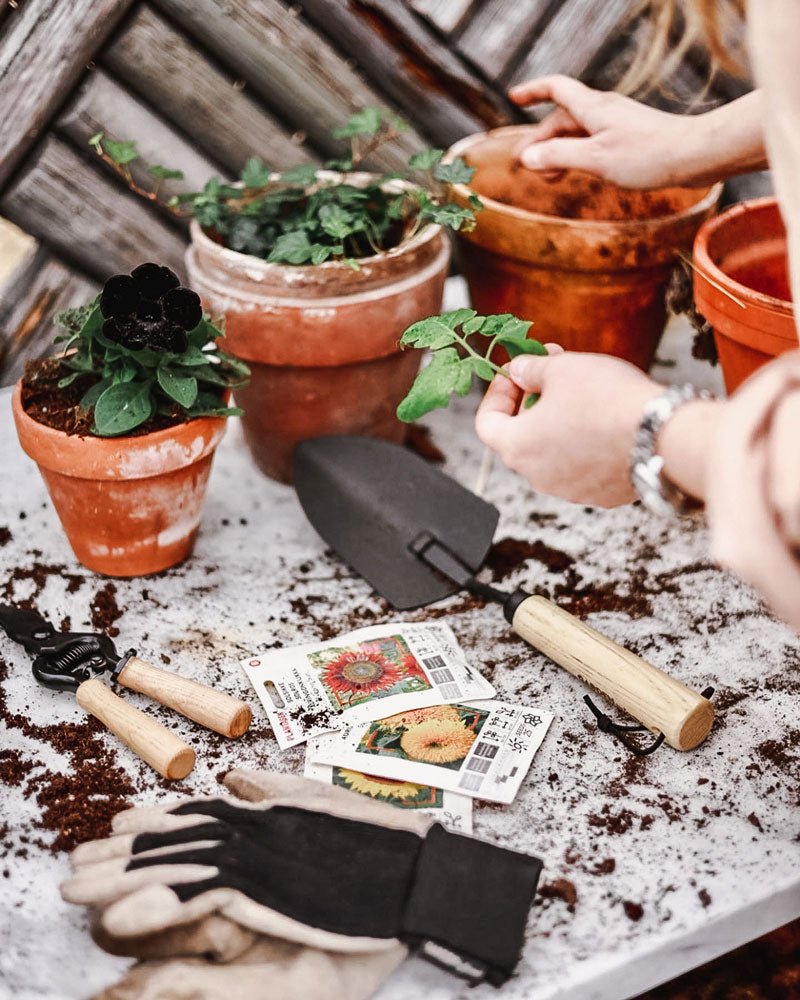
[510,76,767,189]
[396,310,547,422]
[476,350,664,507]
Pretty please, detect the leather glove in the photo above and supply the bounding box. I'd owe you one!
[91,934,406,1000]
[63,769,542,987]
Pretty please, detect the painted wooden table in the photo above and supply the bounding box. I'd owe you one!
[1,302,798,1000]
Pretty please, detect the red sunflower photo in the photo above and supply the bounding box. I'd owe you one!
[309,635,431,710]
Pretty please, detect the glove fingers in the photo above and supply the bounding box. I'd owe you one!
[101,883,225,939]
[61,855,217,906]
[72,833,136,869]
[113,803,222,835]
[90,912,256,962]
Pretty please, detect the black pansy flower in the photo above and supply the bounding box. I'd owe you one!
[99,263,203,354]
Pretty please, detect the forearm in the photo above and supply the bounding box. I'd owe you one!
[677,91,768,186]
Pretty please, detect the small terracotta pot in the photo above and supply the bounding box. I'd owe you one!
[446,126,722,370]
[693,197,797,393]
[12,385,226,577]
[186,196,449,483]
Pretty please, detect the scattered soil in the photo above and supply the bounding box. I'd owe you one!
[539,878,578,912]
[698,888,712,909]
[485,537,575,580]
[623,900,644,922]
[0,527,11,546]
[755,733,799,776]
[554,575,653,619]
[89,582,124,638]
[1,560,85,609]
[0,749,35,786]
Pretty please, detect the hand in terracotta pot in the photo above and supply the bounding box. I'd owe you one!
[475,349,662,506]
[509,77,767,189]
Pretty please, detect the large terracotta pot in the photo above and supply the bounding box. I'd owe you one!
[186,210,449,483]
[12,385,226,576]
[693,197,797,394]
[446,126,722,370]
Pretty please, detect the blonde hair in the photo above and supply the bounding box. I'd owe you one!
[621,0,749,95]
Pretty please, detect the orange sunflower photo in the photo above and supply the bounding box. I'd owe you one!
[309,635,431,710]
[356,704,490,772]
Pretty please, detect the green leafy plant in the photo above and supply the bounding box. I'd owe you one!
[54,262,249,437]
[88,109,481,267]
[396,310,546,422]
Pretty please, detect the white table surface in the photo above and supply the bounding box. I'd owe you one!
[1,286,798,1000]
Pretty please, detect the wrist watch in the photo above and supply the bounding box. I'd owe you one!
[630,384,713,517]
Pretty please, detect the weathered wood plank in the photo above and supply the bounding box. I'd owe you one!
[102,5,316,175]
[56,69,225,217]
[0,248,98,387]
[1,137,187,281]
[408,0,477,37]
[297,0,517,144]
[150,0,424,171]
[0,0,135,190]
[510,0,639,85]
[456,0,553,83]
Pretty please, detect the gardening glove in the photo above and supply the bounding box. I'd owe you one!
[89,911,257,961]
[91,930,406,1000]
[63,769,542,986]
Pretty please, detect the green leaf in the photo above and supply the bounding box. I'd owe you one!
[279,164,318,187]
[175,345,212,366]
[79,377,112,410]
[318,204,356,240]
[523,392,540,409]
[498,336,546,359]
[267,230,314,265]
[157,367,198,408]
[188,317,222,349]
[396,348,473,422]
[434,157,475,185]
[422,201,476,231]
[93,382,152,436]
[241,157,272,188]
[310,244,336,265]
[148,165,185,180]
[104,139,139,166]
[57,372,83,388]
[55,300,98,339]
[409,149,444,171]
[331,108,383,138]
[400,309,476,350]
[88,132,104,148]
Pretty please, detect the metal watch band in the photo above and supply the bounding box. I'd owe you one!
[630,384,713,517]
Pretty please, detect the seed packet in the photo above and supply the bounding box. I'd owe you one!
[303,758,473,834]
[306,700,554,804]
[241,622,495,749]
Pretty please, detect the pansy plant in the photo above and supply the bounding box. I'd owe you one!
[396,310,546,422]
[55,263,249,437]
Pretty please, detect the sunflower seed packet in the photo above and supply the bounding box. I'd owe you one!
[241,622,495,750]
[307,701,553,804]
[303,759,473,834]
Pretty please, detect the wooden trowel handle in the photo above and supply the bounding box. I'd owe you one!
[508,594,714,751]
[117,657,252,738]
[76,678,195,779]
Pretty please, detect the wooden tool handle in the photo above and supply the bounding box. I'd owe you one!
[75,678,195,779]
[118,657,252,738]
[510,595,714,750]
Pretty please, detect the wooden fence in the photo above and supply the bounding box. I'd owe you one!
[0,0,752,385]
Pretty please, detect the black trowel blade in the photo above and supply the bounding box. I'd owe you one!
[294,436,499,610]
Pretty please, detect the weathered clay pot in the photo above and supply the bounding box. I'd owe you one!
[186,208,449,483]
[693,197,797,393]
[446,126,722,370]
[12,385,226,576]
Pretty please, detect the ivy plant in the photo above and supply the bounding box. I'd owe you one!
[89,109,481,267]
[54,262,249,437]
[396,310,546,422]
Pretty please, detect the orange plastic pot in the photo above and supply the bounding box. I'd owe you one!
[693,197,797,393]
[186,197,449,483]
[12,385,226,576]
[446,127,721,370]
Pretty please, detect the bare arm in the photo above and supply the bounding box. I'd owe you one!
[509,76,767,189]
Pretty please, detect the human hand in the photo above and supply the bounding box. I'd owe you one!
[508,75,739,189]
[475,349,661,507]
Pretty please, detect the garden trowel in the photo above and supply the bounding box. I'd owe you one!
[294,435,714,752]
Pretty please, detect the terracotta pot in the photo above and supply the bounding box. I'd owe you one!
[693,197,797,393]
[446,126,722,370]
[186,201,449,483]
[12,385,226,576]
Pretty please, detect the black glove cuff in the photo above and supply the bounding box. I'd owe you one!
[400,824,543,987]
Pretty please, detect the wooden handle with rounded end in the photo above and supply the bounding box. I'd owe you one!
[117,657,253,738]
[509,595,714,750]
[75,679,196,779]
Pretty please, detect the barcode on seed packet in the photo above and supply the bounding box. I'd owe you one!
[241,622,495,750]
[303,759,472,834]
[307,700,554,804]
